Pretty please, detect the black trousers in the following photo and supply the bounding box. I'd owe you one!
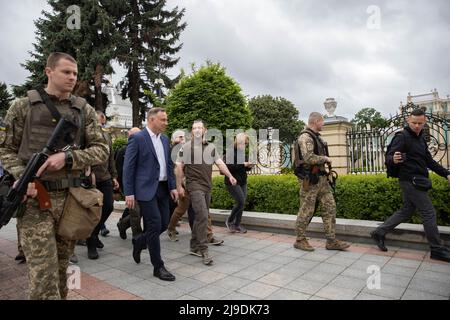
[136,182,170,269]
[91,179,114,237]
[376,180,444,250]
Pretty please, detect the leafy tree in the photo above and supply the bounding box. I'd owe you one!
[12,0,119,112]
[248,95,304,143]
[165,62,253,136]
[115,0,187,127]
[0,82,13,118]
[351,107,389,129]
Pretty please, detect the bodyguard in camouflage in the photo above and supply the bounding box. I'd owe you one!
[0,52,108,299]
[293,112,350,251]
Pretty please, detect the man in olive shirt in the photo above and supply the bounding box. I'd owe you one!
[176,120,236,265]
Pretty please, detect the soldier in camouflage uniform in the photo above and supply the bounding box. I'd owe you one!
[293,112,350,251]
[0,52,108,299]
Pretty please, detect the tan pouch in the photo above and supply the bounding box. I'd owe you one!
[57,187,103,240]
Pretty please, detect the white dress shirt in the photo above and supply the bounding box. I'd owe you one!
[146,127,167,181]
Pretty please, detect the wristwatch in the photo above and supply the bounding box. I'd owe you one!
[64,150,74,168]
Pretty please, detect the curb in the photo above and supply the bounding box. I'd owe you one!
[113,201,450,250]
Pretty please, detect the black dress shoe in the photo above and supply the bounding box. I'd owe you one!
[153,266,175,281]
[132,239,141,264]
[15,253,26,263]
[370,231,387,252]
[96,238,104,249]
[117,221,127,240]
[430,247,450,263]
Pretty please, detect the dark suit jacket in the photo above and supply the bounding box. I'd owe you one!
[123,129,176,201]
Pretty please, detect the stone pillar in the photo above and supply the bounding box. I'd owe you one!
[321,98,352,176]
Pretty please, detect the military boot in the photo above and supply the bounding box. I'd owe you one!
[293,239,315,251]
[326,239,350,251]
[86,236,99,259]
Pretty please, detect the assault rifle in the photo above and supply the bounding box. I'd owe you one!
[0,117,78,228]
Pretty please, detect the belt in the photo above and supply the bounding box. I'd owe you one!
[41,178,82,192]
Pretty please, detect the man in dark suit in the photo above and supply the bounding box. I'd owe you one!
[123,108,178,281]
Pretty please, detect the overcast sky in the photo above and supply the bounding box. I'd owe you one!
[1,0,449,121]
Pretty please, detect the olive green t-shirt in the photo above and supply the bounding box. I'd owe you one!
[177,140,219,193]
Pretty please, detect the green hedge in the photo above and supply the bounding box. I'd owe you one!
[211,174,450,226]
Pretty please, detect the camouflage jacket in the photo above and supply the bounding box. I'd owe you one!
[0,96,109,180]
[92,126,118,183]
[297,128,328,170]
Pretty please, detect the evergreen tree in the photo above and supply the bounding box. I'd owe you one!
[115,0,187,127]
[0,82,13,119]
[13,0,119,112]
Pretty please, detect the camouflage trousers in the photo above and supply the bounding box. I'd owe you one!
[295,176,336,241]
[17,190,76,300]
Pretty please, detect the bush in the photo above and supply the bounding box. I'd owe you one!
[211,173,450,226]
[112,137,127,152]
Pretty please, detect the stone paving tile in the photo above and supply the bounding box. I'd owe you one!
[278,248,309,258]
[221,292,258,300]
[299,270,339,284]
[312,262,348,275]
[325,255,358,267]
[139,285,185,300]
[401,288,448,300]
[413,270,450,284]
[264,254,296,265]
[286,278,325,295]
[167,277,207,295]
[388,257,423,269]
[408,277,450,297]
[213,253,241,263]
[227,256,261,267]
[329,275,368,292]
[176,295,200,300]
[308,296,329,300]
[355,293,393,300]
[301,252,332,262]
[190,284,233,300]
[246,251,274,260]
[91,268,130,281]
[258,271,299,287]
[213,275,252,291]
[418,261,450,274]
[121,280,166,297]
[104,275,143,289]
[238,281,280,299]
[232,267,272,281]
[379,273,412,288]
[361,284,407,299]
[381,264,418,277]
[266,288,311,300]
[209,262,247,275]
[192,270,228,284]
[341,267,372,280]
[315,285,360,300]
[171,264,206,278]
[359,254,392,265]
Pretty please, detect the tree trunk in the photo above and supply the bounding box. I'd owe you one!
[94,64,104,112]
[130,62,140,127]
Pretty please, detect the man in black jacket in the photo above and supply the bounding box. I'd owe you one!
[116,127,142,240]
[371,108,450,262]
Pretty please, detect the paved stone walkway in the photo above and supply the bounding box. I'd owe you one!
[1,212,449,300]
